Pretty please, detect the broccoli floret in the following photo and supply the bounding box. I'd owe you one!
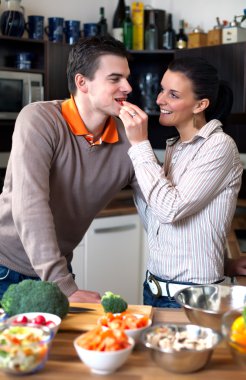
[101,291,128,313]
[1,279,69,319]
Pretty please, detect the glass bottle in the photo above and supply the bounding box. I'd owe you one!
[123,6,133,50]
[0,0,25,37]
[144,9,158,50]
[162,14,176,50]
[97,7,108,36]
[112,0,125,42]
[176,19,188,49]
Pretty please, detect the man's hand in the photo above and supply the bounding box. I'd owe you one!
[68,289,101,303]
[225,257,246,277]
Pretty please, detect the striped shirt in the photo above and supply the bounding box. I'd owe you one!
[129,120,243,283]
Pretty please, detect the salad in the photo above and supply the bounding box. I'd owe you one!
[0,324,52,373]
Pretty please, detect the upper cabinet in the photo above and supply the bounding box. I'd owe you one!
[0,35,71,101]
[174,42,246,114]
[0,36,246,152]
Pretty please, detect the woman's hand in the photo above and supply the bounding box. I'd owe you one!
[118,101,149,145]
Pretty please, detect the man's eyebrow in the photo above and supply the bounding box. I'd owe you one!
[107,73,123,78]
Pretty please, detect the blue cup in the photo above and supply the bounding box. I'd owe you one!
[45,17,64,43]
[64,20,81,45]
[25,15,44,40]
[83,23,98,37]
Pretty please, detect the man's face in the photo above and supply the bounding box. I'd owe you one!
[85,54,132,117]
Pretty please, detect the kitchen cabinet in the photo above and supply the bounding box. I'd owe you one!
[128,50,177,149]
[72,214,145,304]
[0,35,71,101]
[0,36,71,152]
[174,42,246,114]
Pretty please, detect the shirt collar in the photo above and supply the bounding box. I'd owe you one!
[166,119,223,147]
[61,96,119,143]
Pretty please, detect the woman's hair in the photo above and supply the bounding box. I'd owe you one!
[67,35,129,94]
[168,57,233,123]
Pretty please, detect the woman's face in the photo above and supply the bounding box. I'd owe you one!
[156,69,200,129]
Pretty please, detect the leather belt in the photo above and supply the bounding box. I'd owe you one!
[146,271,228,298]
[146,271,190,298]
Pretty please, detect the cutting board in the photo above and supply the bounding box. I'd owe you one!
[60,303,153,332]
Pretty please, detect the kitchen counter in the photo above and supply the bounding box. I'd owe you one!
[97,188,137,217]
[11,305,245,379]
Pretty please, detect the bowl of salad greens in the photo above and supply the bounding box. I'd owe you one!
[0,323,53,375]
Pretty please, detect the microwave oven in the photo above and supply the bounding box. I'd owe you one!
[0,70,44,120]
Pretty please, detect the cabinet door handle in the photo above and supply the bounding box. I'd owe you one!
[94,224,137,234]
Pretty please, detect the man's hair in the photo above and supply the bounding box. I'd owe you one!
[67,36,129,94]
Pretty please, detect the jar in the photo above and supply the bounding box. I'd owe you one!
[0,0,25,37]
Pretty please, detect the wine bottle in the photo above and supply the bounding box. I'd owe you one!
[97,7,108,36]
[162,14,176,50]
[176,19,188,49]
[112,0,126,42]
[123,6,133,49]
[144,9,158,50]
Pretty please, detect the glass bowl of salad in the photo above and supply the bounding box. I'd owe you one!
[0,323,53,375]
[221,306,246,369]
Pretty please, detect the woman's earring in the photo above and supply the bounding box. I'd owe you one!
[193,113,197,129]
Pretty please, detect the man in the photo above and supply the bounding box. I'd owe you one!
[0,36,140,302]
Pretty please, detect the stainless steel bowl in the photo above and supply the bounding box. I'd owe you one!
[174,285,246,331]
[141,323,221,373]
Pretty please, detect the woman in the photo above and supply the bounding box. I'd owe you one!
[119,57,243,308]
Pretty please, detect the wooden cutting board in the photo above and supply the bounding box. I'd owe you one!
[60,303,153,332]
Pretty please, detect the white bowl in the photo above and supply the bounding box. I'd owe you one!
[74,333,134,375]
[123,314,152,343]
[98,312,152,344]
[7,312,61,335]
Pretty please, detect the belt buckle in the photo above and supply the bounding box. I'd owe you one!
[148,274,162,298]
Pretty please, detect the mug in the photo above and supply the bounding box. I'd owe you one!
[83,23,98,37]
[64,20,81,45]
[25,15,44,40]
[45,17,64,43]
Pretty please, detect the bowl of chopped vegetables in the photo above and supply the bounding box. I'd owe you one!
[0,323,53,375]
[141,323,222,373]
[98,312,152,343]
[74,326,134,375]
[221,306,246,368]
[7,312,61,335]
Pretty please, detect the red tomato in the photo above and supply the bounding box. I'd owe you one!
[31,315,46,325]
[12,315,28,324]
[45,320,56,328]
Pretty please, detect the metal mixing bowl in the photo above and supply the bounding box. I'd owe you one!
[141,323,221,373]
[174,285,246,331]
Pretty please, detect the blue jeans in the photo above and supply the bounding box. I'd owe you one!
[143,279,181,308]
[0,264,75,300]
[0,265,40,299]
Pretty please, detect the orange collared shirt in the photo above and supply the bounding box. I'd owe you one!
[61,96,119,145]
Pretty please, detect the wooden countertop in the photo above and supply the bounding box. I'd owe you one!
[97,188,137,217]
[12,306,245,379]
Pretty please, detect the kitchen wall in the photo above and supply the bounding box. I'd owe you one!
[19,0,246,34]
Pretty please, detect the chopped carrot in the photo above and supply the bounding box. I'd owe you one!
[97,312,149,330]
[76,326,130,351]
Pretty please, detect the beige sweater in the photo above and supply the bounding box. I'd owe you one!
[0,100,139,296]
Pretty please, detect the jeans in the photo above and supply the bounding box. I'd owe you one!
[143,279,181,308]
[0,265,40,299]
[0,264,75,300]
